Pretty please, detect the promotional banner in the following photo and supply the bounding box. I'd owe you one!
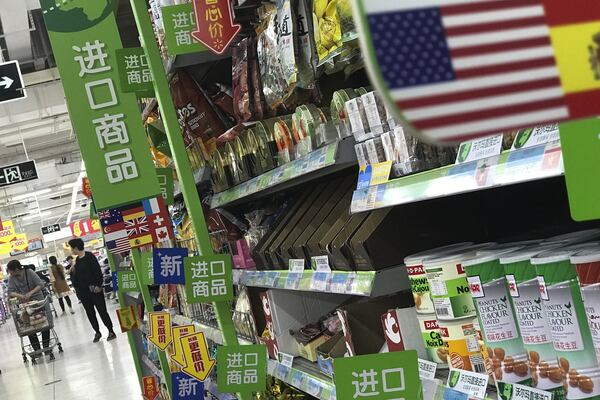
[148,311,173,351]
[180,332,215,381]
[116,47,154,96]
[117,271,139,292]
[154,248,187,285]
[156,168,174,206]
[142,376,159,400]
[191,0,240,55]
[217,344,267,393]
[171,325,195,367]
[0,220,16,243]
[116,305,139,333]
[162,3,208,56]
[353,0,600,143]
[172,372,204,400]
[40,0,160,210]
[11,234,28,252]
[70,218,101,238]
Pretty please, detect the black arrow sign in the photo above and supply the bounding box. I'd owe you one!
[0,61,26,104]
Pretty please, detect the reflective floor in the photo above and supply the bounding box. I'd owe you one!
[0,298,140,399]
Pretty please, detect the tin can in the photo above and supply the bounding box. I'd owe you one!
[404,243,473,315]
[437,317,487,374]
[423,244,494,320]
[572,246,600,367]
[533,244,600,400]
[501,245,566,399]
[464,251,531,386]
[417,313,448,367]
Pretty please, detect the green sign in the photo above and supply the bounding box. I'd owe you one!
[560,118,600,221]
[333,350,422,400]
[41,0,160,211]
[162,4,207,56]
[140,250,154,285]
[184,254,233,303]
[116,47,154,97]
[217,344,267,394]
[156,168,174,206]
[117,271,139,292]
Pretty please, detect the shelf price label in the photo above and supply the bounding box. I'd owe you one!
[447,369,489,400]
[333,350,421,400]
[496,381,552,400]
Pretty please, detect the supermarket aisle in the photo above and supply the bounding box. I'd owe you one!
[0,299,140,400]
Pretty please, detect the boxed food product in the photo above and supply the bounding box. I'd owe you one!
[438,317,487,373]
[316,331,346,377]
[329,212,370,270]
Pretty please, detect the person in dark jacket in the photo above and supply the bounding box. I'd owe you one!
[68,238,116,342]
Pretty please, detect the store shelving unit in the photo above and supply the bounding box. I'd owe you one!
[269,358,336,400]
[232,266,408,297]
[351,141,563,213]
[172,315,253,345]
[211,137,358,209]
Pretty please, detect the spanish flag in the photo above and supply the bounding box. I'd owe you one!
[545,0,600,118]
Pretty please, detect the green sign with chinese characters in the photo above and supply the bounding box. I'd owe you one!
[140,250,154,285]
[116,47,154,97]
[156,168,174,206]
[40,0,160,211]
[333,350,422,400]
[162,3,207,56]
[217,344,267,394]
[560,118,600,221]
[184,254,233,303]
[117,271,139,292]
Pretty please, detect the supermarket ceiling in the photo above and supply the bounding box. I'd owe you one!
[0,0,89,244]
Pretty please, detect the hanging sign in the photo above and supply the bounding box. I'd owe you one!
[116,47,154,97]
[333,350,421,400]
[148,311,173,350]
[142,376,159,400]
[171,325,196,367]
[192,0,241,55]
[70,218,101,238]
[40,0,160,210]
[217,344,267,393]
[180,332,216,381]
[156,168,174,206]
[116,305,139,332]
[99,196,175,255]
[41,223,61,235]
[162,3,208,56]
[11,234,28,252]
[381,310,404,352]
[81,177,92,199]
[560,118,600,221]
[352,0,600,143]
[154,247,187,285]
[0,220,16,243]
[184,254,233,303]
[172,372,204,400]
[0,61,26,104]
[0,242,11,255]
[0,160,38,188]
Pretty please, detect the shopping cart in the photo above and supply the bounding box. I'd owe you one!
[44,283,58,318]
[10,296,63,365]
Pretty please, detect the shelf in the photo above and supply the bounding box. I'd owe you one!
[172,315,253,345]
[141,354,165,383]
[174,167,211,199]
[173,50,231,69]
[351,141,563,214]
[211,138,357,209]
[233,266,408,297]
[269,358,336,400]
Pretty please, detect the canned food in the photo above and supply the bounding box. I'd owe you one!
[572,246,600,367]
[274,118,294,164]
[464,250,532,386]
[473,318,496,383]
[501,245,566,398]
[417,314,448,367]
[438,317,487,374]
[423,244,494,320]
[533,244,600,400]
[404,243,473,315]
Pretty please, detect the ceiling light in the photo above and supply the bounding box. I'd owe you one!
[60,182,79,190]
[12,189,52,201]
[21,211,52,221]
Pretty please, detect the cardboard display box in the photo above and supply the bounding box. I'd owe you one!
[316,332,346,377]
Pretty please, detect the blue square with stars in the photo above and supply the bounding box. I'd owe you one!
[368,8,455,90]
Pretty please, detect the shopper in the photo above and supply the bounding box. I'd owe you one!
[48,256,75,315]
[6,260,51,356]
[68,238,116,342]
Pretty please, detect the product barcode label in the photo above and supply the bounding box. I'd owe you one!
[435,307,451,317]
[472,360,487,374]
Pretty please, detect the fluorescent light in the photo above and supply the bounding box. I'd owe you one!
[60,182,79,190]
[21,211,52,221]
[12,189,52,201]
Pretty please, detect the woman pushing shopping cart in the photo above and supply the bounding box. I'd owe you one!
[6,260,63,364]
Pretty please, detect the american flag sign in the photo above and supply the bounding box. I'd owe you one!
[354,0,600,142]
